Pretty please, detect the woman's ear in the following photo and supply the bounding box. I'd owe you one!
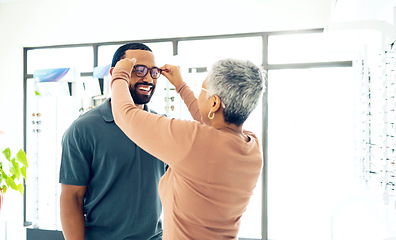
[109,67,114,76]
[210,95,222,113]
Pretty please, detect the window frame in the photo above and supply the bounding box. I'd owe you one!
[22,28,352,240]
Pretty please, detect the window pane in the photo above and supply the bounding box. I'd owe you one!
[178,37,263,118]
[268,67,356,239]
[239,99,263,239]
[98,45,120,67]
[26,47,96,229]
[179,37,262,68]
[27,47,93,73]
[178,37,263,239]
[26,78,84,230]
[268,32,358,64]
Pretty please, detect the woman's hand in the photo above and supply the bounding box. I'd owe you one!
[160,64,183,87]
[114,58,137,73]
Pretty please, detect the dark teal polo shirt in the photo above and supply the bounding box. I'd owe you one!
[59,98,166,240]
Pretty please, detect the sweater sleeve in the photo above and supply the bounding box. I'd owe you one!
[110,68,199,166]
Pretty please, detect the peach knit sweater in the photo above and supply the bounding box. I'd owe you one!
[111,68,262,240]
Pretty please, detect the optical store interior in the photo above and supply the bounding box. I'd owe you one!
[1,0,396,239]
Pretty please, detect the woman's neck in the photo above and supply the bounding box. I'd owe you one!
[213,122,249,142]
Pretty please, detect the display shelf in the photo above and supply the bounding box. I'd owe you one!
[360,40,396,206]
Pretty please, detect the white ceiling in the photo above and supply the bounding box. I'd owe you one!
[0,0,394,29]
[0,0,335,33]
[0,0,394,47]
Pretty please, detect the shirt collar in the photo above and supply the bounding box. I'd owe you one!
[100,98,149,122]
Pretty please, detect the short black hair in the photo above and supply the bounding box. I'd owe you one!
[111,43,152,67]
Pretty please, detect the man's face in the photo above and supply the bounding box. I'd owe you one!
[123,49,158,104]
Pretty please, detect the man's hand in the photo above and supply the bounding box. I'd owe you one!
[160,64,183,87]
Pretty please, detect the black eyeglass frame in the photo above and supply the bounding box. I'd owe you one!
[132,64,162,79]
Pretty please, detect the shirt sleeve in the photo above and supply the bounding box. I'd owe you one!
[59,122,92,186]
[110,68,201,166]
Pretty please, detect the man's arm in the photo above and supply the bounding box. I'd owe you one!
[60,184,87,240]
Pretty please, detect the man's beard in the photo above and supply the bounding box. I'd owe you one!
[129,83,156,105]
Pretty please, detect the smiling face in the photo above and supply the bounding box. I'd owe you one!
[124,49,158,104]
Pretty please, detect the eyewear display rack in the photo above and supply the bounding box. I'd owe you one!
[360,40,396,206]
[383,43,396,204]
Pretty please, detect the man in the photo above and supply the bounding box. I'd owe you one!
[59,43,166,240]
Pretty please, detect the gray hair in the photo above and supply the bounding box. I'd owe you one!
[206,58,265,126]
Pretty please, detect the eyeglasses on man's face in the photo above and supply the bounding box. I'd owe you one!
[133,64,162,79]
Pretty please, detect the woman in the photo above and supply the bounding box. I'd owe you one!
[111,57,265,240]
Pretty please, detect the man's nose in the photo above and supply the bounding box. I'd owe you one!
[142,73,154,83]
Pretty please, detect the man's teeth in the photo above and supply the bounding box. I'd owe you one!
[138,86,152,91]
